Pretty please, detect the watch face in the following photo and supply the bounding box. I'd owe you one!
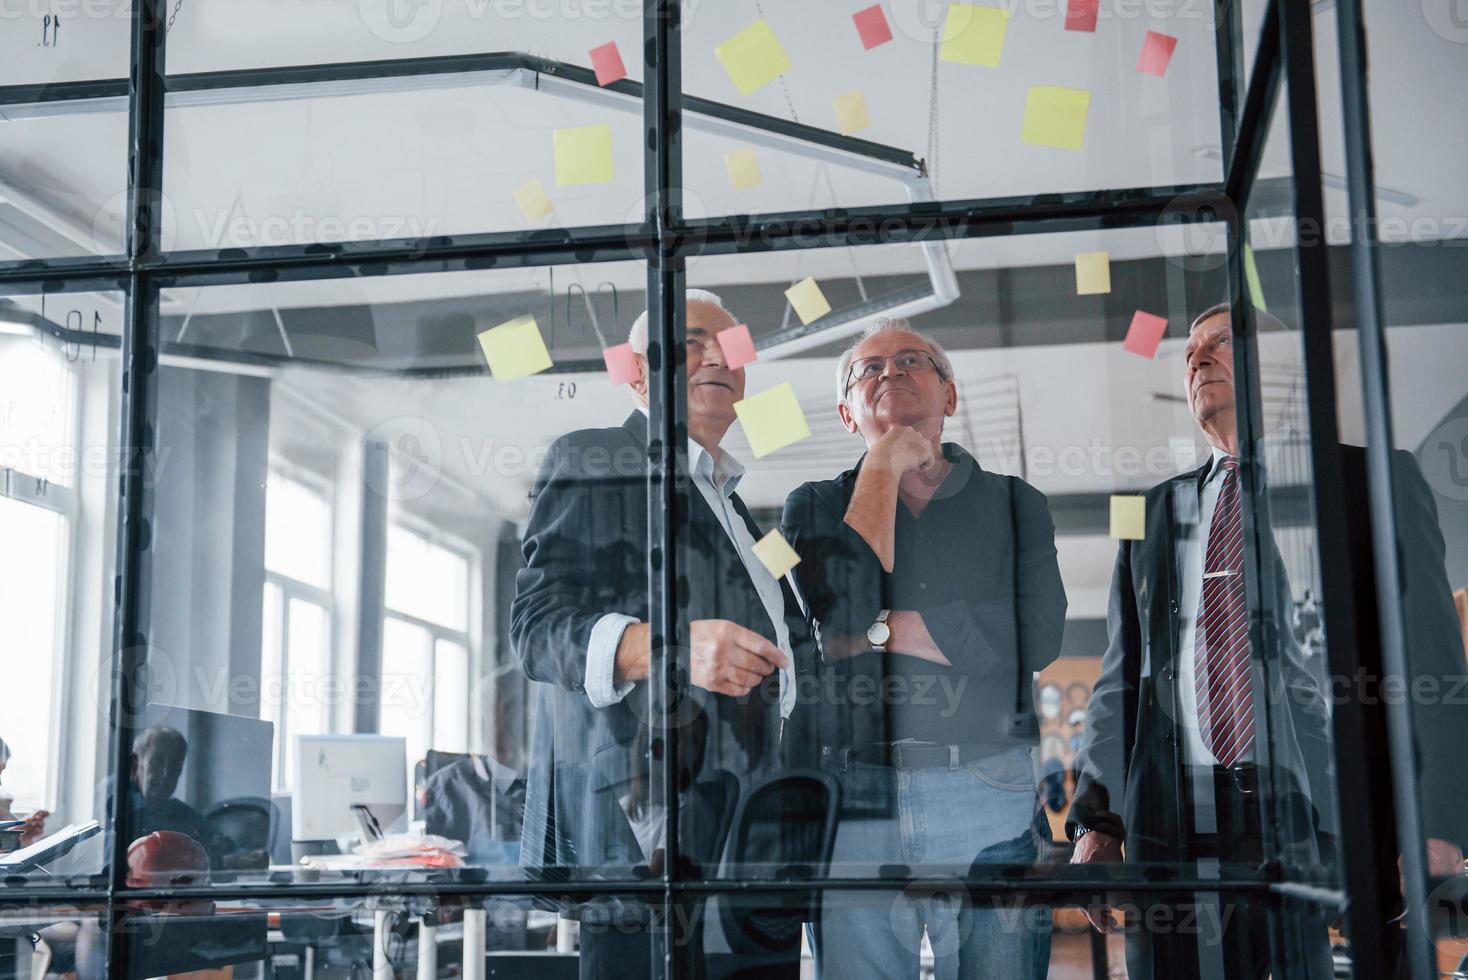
[866,621,891,646]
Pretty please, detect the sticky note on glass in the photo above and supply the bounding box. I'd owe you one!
[512,179,553,222]
[752,528,801,578]
[853,5,893,49]
[784,277,832,325]
[939,4,1008,67]
[834,91,871,135]
[1243,244,1268,311]
[716,20,792,97]
[717,323,758,370]
[1065,0,1098,32]
[1123,310,1169,359]
[1137,30,1178,77]
[1075,251,1111,295]
[603,342,640,385]
[725,147,763,191]
[1022,86,1091,150]
[589,41,627,86]
[735,382,811,458]
[478,315,553,380]
[554,124,614,186]
[1110,496,1146,540]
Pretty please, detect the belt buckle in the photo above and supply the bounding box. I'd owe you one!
[1230,766,1256,796]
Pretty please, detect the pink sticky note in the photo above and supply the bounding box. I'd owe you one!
[1065,0,1098,32]
[1124,311,1169,359]
[603,342,641,384]
[1137,30,1178,77]
[853,5,894,49]
[716,323,758,370]
[589,41,628,86]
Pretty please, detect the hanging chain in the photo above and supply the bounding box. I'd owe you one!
[926,22,942,194]
[166,0,183,32]
[751,0,801,123]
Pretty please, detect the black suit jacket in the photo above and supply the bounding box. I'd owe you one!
[510,412,816,878]
[1069,454,1337,864]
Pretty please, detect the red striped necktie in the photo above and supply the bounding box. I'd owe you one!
[1195,456,1256,767]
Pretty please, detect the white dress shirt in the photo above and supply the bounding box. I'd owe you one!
[1175,445,1255,766]
[582,435,796,721]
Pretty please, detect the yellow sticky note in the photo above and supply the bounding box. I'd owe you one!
[735,382,811,459]
[512,179,553,222]
[940,4,1009,67]
[1021,86,1091,151]
[554,124,614,186]
[834,91,871,135]
[1075,250,1111,295]
[1244,244,1268,311]
[477,314,553,380]
[752,528,801,578]
[716,20,792,97]
[725,147,763,191]
[784,277,832,325]
[1110,495,1146,540]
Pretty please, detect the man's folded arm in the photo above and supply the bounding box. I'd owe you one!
[510,436,640,695]
[781,481,887,649]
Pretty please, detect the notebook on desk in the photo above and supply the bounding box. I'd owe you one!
[0,820,101,872]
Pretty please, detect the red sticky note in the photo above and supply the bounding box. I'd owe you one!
[853,5,894,49]
[716,323,758,370]
[1123,311,1169,359]
[603,342,641,384]
[1065,0,1098,32]
[1137,30,1178,77]
[589,41,628,87]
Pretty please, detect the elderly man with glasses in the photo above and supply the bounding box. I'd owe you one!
[781,318,1067,979]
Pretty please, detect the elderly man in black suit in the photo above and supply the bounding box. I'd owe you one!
[1069,303,1466,978]
[511,289,812,979]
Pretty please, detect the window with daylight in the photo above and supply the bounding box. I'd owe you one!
[261,468,334,791]
[382,520,474,776]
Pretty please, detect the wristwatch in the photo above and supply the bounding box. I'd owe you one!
[866,609,892,652]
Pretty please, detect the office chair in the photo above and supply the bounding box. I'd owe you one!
[204,797,277,864]
[706,770,840,979]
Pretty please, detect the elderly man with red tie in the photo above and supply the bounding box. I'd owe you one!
[1068,304,1466,979]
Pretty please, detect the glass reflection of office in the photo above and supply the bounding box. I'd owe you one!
[132,262,650,883]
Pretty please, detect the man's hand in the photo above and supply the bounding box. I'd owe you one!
[18,810,49,847]
[870,425,936,477]
[689,619,788,697]
[613,620,788,695]
[1399,837,1465,890]
[1070,830,1124,932]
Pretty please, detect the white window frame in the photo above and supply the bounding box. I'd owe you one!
[382,512,479,758]
[261,460,336,792]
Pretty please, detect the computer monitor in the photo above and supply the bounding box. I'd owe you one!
[292,734,407,843]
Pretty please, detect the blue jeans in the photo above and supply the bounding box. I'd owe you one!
[812,747,1051,980]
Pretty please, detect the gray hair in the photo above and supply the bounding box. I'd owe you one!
[132,725,188,762]
[1189,302,1288,334]
[627,289,731,356]
[834,317,954,404]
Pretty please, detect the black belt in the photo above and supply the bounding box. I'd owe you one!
[832,741,996,770]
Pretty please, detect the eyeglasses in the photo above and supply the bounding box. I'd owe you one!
[843,349,946,395]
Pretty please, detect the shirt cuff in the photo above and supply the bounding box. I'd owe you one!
[586,613,640,708]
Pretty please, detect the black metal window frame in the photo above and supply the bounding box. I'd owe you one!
[0,0,1429,976]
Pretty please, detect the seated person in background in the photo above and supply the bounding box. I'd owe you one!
[0,736,50,846]
[125,725,216,859]
[422,752,526,866]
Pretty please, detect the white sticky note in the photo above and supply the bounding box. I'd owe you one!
[1110,495,1146,540]
[1075,250,1111,295]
